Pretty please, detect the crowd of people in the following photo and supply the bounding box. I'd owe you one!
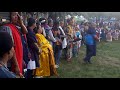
[0,12,120,78]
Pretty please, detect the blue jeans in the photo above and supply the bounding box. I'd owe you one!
[54,45,62,65]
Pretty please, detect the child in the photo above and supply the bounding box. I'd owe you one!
[106,29,112,42]
[115,29,119,40]
[73,26,82,57]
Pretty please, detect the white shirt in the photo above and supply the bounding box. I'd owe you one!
[59,26,67,49]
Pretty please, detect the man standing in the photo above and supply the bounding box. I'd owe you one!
[84,22,99,63]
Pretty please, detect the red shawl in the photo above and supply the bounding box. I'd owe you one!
[5,23,23,74]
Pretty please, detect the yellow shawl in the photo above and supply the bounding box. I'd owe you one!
[35,33,58,77]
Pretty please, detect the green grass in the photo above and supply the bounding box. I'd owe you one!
[56,40,120,78]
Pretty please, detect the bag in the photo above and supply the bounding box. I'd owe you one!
[27,59,36,70]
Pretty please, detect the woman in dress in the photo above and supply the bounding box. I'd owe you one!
[34,23,58,78]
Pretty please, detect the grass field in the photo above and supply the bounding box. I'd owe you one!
[56,40,120,78]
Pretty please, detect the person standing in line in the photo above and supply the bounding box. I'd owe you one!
[39,18,56,47]
[59,20,67,60]
[52,20,62,68]
[74,25,82,57]
[26,18,40,78]
[34,23,58,78]
[66,18,74,62]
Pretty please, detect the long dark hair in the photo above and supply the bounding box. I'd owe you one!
[9,12,21,22]
[34,22,40,34]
